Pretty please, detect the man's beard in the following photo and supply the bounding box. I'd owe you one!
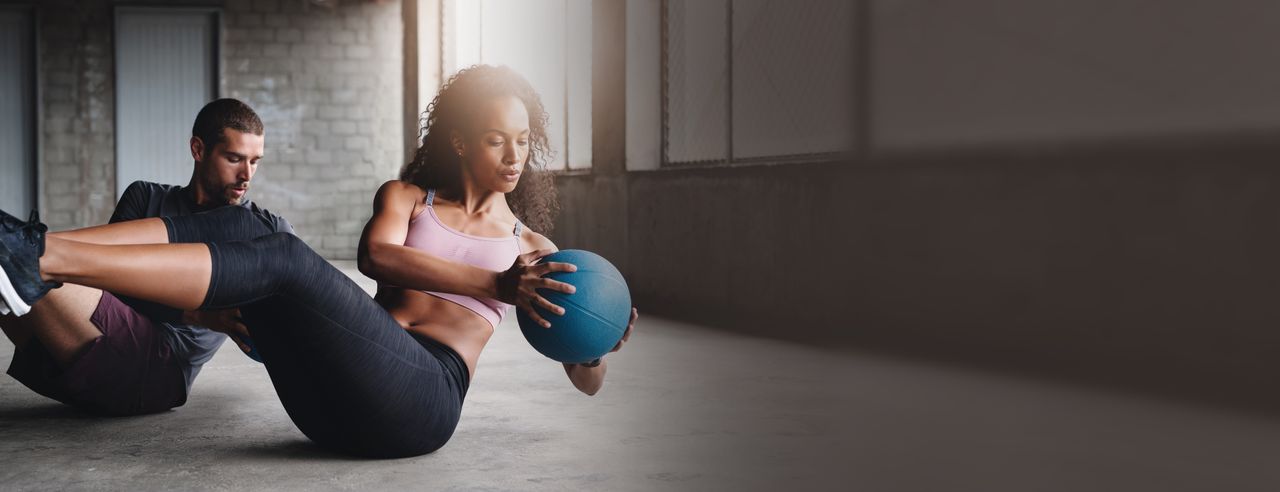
[204,180,248,206]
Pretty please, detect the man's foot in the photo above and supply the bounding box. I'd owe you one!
[0,209,61,316]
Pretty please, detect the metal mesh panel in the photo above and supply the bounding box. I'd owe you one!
[115,9,217,195]
[664,0,855,165]
[664,0,730,164]
[731,0,853,159]
[565,0,593,170]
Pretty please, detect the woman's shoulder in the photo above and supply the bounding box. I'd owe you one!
[519,227,557,253]
[375,180,428,203]
[372,180,429,219]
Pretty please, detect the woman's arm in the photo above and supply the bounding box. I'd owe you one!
[357,181,577,310]
[357,181,500,298]
[520,230,640,395]
[563,307,637,395]
[564,359,608,395]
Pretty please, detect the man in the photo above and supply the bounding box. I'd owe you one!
[0,98,293,415]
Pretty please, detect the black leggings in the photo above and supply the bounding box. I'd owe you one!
[162,206,469,458]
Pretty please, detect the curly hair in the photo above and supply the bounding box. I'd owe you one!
[400,65,559,235]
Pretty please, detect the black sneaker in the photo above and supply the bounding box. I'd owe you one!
[0,209,61,316]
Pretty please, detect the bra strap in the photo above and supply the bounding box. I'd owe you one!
[425,188,435,207]
[513,220,523,236]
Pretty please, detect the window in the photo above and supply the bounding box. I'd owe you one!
[114,7,219,194]
[443,0,593,171]
[630,0,856,169]
[0,7,36,213]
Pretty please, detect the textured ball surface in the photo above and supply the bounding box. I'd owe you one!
[516,249,631,364]
[233,334,263,363]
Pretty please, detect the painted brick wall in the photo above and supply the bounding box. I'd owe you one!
[38,0,117,230]
[222,0,403,259]
[33,0,403,259]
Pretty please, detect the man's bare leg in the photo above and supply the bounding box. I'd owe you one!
[4,217,207,318]
[39,236,210,311]
[49,217,169,245]
[0,283,104,367]
[3,218,176,365]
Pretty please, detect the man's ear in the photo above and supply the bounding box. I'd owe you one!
[190,136,205,163]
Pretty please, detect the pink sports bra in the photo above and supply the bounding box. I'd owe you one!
[399,188,522,328]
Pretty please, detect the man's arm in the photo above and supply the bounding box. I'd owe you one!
[102,181,194,325]
[274,215,296,235]
[108,181,152,224]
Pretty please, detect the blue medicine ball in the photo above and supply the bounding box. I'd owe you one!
[232,334,263,363]
[516,249,631,364]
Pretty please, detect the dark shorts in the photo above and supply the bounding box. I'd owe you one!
[6,291,187,416]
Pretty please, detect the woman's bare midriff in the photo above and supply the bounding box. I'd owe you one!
[375,287,495,380]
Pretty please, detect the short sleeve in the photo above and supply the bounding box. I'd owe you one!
[274,215,296,235]
[109,181,151,224]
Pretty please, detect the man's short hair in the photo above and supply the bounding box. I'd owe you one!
[192,98,264,156]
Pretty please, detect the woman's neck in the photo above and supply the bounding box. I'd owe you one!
[444,180,506,216]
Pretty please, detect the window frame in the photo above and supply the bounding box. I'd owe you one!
[111,4,222,198]
[655,0,864,170]
[440,0,593,174]
[0,4,40,213]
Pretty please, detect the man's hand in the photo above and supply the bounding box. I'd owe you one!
[183,308,252,353]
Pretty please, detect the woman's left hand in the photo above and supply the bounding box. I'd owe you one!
[564,307,637,395]
[608,307,638,354]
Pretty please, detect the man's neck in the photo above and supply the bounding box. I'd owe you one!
[184,177,219,208]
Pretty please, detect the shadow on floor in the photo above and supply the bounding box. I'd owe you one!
[231,439,364,462]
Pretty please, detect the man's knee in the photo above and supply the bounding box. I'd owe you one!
[1,311,31,347]
[12,284,104,365]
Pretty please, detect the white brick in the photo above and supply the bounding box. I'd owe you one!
[331,121,356,135]
[252,0,280,13]
[263,14,290,28]
[344,136,371,151]
[331,89,358,104]
[277,28,302,42]
[332,29,356,44]
[345,45,372,59]
[262,43,288,57]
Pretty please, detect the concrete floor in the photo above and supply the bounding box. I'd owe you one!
[3,263,1280,491]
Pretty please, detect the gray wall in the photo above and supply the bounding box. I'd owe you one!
[38,0,118,229]
[222,0,402,258]
[27,0,402,259]
[555,1,1280,411]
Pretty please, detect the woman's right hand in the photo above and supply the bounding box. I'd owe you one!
[497,248,577,328]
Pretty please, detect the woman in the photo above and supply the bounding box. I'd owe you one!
[0,65,637,458]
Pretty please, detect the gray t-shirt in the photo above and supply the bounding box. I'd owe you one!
[109,181,294,391]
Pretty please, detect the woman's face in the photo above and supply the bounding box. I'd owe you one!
[457,95,531,194]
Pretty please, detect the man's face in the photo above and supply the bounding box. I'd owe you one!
[191,128,264,206]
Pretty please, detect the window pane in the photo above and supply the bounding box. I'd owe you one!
[115,9,217,194]
[452,0,593,171]
[665,0,729,163]
[0,9,34,213]
[565,0,592,170]
[625,0,662,171]
[731,0,854,159]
